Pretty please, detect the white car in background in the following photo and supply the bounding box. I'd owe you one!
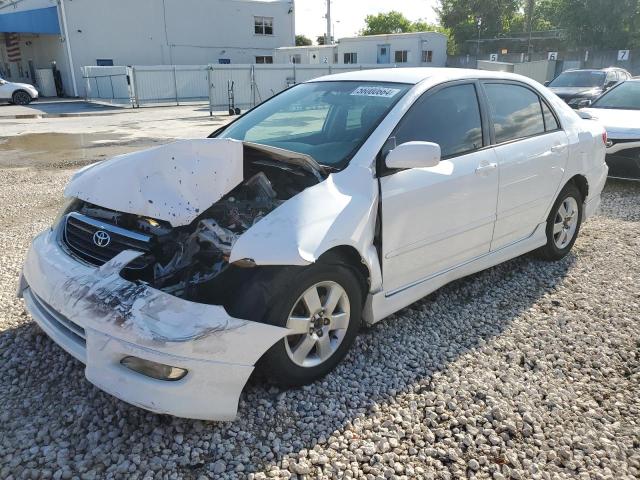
[581,79,640,180]
[0,77,39,105]
[19,68,608,420]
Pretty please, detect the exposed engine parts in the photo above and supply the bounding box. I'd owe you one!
[64,146,322,303]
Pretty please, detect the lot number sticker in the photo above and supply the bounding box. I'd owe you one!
[351,86,401,98]
[489,53,498,61]
[618,50,630,61]
[548,52,558,61]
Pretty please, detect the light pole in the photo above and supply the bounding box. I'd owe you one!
[476,16,482,59]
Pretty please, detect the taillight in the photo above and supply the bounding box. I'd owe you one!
[602,130,608,145]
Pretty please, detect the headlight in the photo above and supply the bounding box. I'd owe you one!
[52,197,78,229]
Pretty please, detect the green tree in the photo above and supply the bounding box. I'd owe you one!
[437,0,522,54]
[361,11,415,35]
[295,34,312,46]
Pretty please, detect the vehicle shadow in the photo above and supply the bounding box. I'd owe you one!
[0,251,576,477]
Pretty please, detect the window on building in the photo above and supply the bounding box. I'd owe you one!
[394,50,408,63]
[422,50,433,63]
[96,59,114,66]
[344,52,358,64]
[255,56,273,64]
[290,54,302,64]
[393,84,483,158]
[333,53,338,64]
[484,83,546,143]
[254,16,274,35]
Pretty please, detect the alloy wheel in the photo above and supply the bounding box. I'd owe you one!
[553,196,579,249]
[284,281,351,368]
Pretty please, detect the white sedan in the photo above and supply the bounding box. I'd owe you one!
[19,68,608,420]
[581,79,640,180]
[0,77,39,104]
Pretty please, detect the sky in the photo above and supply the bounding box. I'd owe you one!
[294,0,439,42]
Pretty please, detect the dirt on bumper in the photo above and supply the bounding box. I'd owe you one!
[19,228,289,420]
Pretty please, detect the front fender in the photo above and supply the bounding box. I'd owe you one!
[229,164,382,292]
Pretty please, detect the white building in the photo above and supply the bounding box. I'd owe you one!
[0,0,295,96]
[274,32,447,67]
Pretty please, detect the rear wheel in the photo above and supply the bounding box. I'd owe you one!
[535,183,583,261]
[12,91,32,105]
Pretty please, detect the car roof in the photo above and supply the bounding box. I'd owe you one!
[309,67,535,85]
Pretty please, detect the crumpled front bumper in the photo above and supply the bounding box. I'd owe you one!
[19,228,289,421]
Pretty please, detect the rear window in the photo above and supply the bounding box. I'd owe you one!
[484,84,546,143]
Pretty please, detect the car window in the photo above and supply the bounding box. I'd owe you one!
[392,83,483,158]
[219,81,411,168]
[541,101,560,131]
[606,72,617,84]
[484,83,546,143]
[549,71,605,88]
[591,81,640,110]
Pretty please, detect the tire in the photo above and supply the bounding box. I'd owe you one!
[535,182,583,261]
[12,91,32,105]
[230,262,363,387]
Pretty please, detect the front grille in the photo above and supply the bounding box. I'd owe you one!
[26,288,86,347]
[63,212,152,269]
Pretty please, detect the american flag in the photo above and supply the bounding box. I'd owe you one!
[4,33,21,62]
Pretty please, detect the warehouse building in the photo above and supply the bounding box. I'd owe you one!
[274,32,447,67]
[0,0,295,97]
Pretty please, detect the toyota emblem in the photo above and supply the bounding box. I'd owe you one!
[93,230,111,247]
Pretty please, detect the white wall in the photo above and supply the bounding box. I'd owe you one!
[274,46,337,64]
[1,0,295,96]
[337,33,447,67]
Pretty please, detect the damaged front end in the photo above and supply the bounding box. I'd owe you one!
[61,141,323,307]
[19,139,327,420]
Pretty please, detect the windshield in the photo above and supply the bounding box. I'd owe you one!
[549,71,606,88]
[218,81,411,168]
[591,81,640,110]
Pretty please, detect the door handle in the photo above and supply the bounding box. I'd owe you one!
[551,144,566,153]
[475,162,498,175]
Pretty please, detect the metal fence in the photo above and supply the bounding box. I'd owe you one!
[448,49,640,77]
[82,63,392,111]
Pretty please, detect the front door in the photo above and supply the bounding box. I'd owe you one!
[380,82,499,293]
[377,44,390,64]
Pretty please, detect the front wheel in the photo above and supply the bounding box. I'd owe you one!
[258,263,363,387]
[12,91,33,105]
[535,183,583,261]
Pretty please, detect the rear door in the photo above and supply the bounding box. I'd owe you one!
[380,81,500,293]
[482,81,568,250]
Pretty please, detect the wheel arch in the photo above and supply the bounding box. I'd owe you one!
[568,174,589,202]
[317,245,371,303]
[12,89,33,98]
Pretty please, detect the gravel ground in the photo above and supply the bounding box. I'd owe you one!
[0,160,639,479]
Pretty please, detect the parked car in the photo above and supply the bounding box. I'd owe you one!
[19,68,608,420]
[581,79,640,180]
[546,68,631,108]
[0,77,38,105]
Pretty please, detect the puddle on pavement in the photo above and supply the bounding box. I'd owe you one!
[0,132,169,169]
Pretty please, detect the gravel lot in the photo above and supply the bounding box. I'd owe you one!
[0,117,639,479]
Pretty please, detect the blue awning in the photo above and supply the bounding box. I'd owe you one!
[0,6,60,35]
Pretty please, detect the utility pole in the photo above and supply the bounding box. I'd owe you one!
[526,0,535,62]
[476,16,482,59]
[325,0,332,45]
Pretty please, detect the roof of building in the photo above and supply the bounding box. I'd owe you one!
[310,67,530,85]
[338,31,447,42]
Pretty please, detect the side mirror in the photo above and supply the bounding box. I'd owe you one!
[577,110,594,120]
[544,80,551,87]
[385,141,441,170]
[576,98,592,108]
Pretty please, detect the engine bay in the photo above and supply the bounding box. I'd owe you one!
[62,145,322,303]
